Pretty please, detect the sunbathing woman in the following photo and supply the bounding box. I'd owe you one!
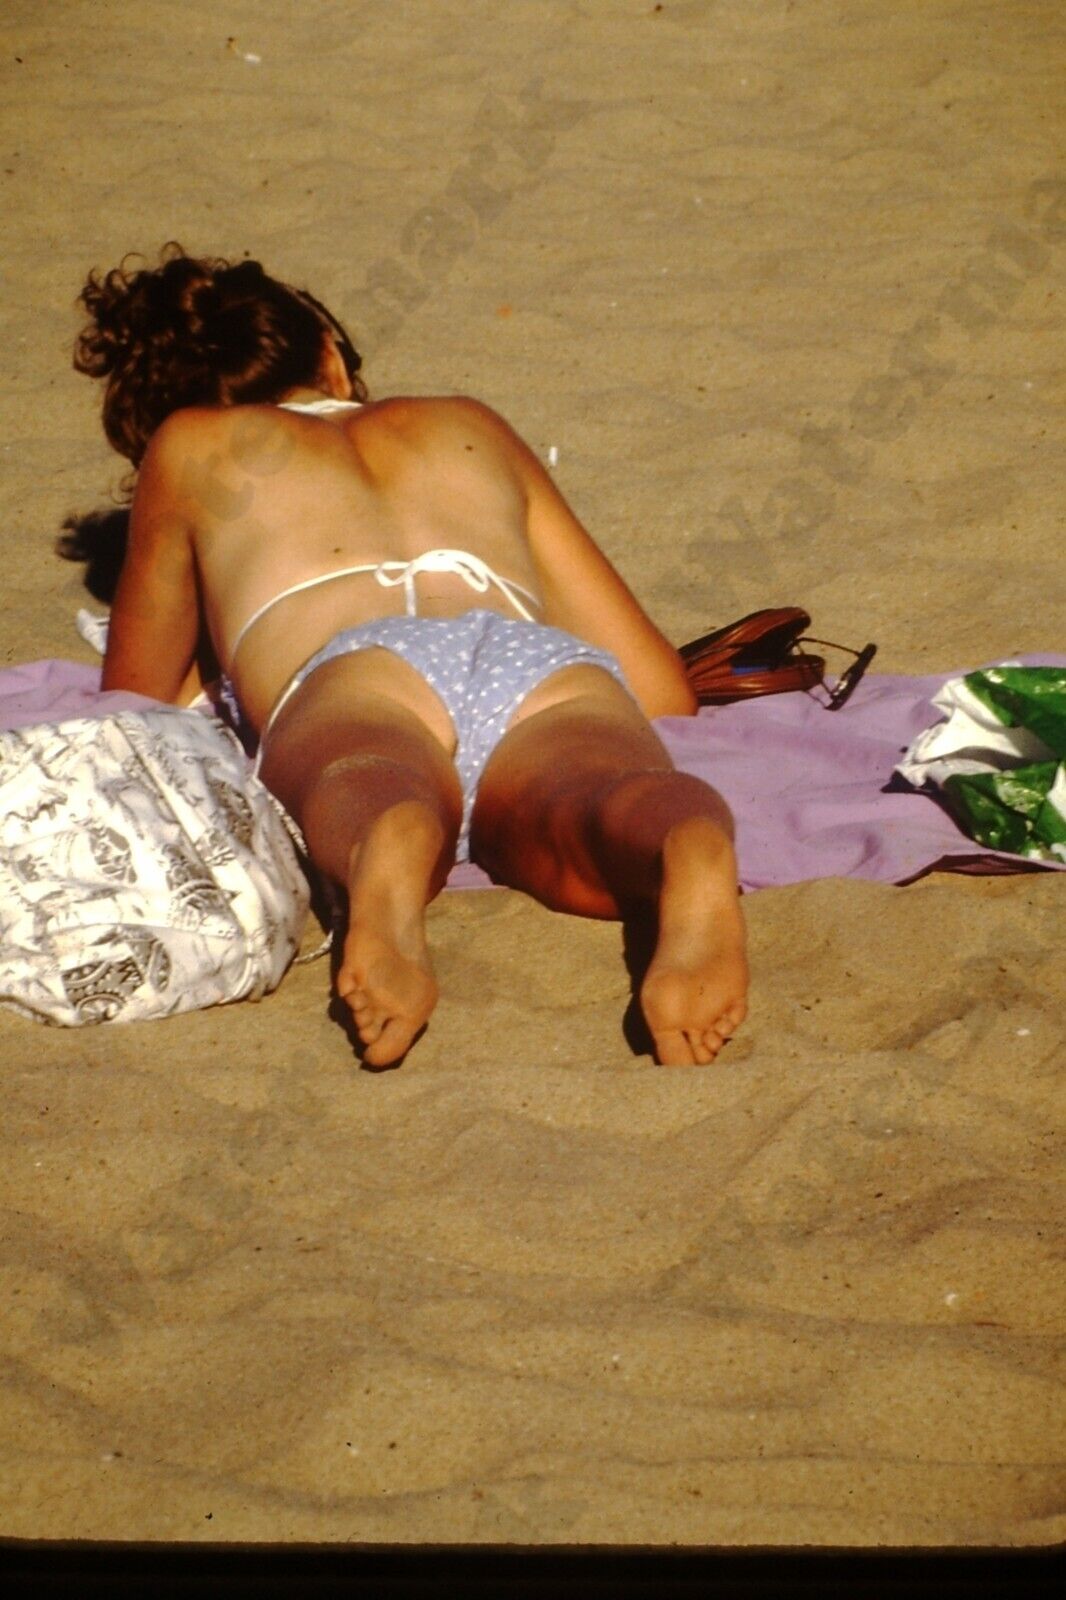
[76,246,748,1067]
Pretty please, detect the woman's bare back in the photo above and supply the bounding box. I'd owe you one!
[169,396,546,727]
[104,388,697,729]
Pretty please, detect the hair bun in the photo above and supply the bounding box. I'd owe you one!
[188,280,225,352]
[75,244,365,472]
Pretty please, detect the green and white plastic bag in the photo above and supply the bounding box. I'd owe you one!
[897,665,1066,864]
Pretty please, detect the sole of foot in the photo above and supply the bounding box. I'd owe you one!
[640,816,749,1066]
[335,801,447,1067]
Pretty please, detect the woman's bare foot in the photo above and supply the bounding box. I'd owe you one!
[640,816,749,1065]
[335,801,444,1066]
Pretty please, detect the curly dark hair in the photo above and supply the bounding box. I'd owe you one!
[74,243,367,470]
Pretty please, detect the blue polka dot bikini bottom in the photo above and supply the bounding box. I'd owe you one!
[258,609,629,860]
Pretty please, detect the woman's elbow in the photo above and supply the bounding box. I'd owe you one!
[657,683,699,718]
[639,665,699,719]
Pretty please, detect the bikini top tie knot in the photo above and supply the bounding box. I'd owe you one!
[229,548,540,664]
[370,549,535,620]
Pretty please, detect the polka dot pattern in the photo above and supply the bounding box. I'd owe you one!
[288,609,630,859]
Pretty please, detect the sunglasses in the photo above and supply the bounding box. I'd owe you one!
[799,634,879,710]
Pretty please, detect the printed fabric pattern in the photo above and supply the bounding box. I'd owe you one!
[0,708,309,1025]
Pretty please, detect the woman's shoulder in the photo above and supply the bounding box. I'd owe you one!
[145,403,241,454]
[137,404,286,508]
[143,402,301,472]
[143,395,525,482]
[340,393,521,462]
[365,392,511,431]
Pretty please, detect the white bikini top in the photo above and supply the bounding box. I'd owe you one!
[279,397,366,417]
[228,398,541,661]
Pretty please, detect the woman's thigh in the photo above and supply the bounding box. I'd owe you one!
[258,647,461,821]
[484,661,671,790]
[470,664,673,909]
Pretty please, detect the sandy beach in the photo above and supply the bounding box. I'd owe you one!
[1,0,1063,1546]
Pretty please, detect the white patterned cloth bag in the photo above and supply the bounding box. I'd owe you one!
[0,708,309,1025]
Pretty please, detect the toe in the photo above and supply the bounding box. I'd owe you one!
[357,1014,385,1044]
[363,1016,416,1067]
[724,999,748,1031]
[688,1032,717,1065]
[654,1028,697,1066]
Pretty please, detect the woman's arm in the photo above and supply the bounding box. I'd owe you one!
[464,401,697,718]
[101,417,201,701]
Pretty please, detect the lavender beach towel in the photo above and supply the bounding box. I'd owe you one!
[2,657,1063,895]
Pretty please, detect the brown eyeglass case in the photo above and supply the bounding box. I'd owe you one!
[679,608,826,704]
